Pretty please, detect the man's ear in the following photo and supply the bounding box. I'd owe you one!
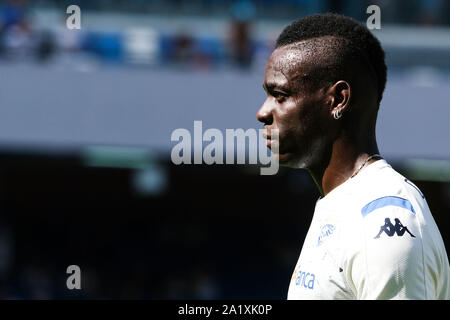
[328,80,351,118]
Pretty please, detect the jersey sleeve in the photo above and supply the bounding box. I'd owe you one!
[346,197,427,300]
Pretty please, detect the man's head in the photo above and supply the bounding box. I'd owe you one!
[257,13,387,169]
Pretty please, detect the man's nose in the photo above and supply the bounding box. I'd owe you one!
[256,99,273,125]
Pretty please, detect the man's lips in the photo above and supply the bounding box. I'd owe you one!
[264,135,279,150]
[262,127,281,150]
[262,128,272,140]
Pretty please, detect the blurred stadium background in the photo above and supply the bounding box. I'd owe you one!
[0,0,449,299]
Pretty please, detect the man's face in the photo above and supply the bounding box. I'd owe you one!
[257,46,333,169]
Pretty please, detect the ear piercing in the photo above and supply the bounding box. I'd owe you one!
[333,109,342,120]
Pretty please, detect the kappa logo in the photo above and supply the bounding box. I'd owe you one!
[374,218,415,239]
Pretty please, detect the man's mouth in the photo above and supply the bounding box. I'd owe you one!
[263,127,281,151]
[262,128,273,140]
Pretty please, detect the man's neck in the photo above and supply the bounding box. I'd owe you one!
[308,134,379,197]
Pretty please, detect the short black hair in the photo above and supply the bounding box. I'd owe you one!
[276,13,387,104]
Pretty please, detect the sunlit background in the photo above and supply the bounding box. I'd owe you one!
[0,0,449,299]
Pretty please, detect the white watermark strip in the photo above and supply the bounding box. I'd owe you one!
[171,121,279,175]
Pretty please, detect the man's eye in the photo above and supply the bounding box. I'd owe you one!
[272,92,287,101]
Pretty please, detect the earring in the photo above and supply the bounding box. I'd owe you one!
[333,109,342,120]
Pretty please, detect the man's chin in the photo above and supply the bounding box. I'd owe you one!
[275,152,304,169]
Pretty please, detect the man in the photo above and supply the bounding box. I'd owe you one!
[257,13,449,299]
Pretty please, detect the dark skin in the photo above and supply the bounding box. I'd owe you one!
[257,42,380,196]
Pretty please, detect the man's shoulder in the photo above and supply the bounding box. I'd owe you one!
[316,160,429,235]
[330,162,428,241]
[351,162,426,217]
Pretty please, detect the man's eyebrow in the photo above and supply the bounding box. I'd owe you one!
[263,82,289,92]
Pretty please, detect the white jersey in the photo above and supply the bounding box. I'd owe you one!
[287,159,450,300]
